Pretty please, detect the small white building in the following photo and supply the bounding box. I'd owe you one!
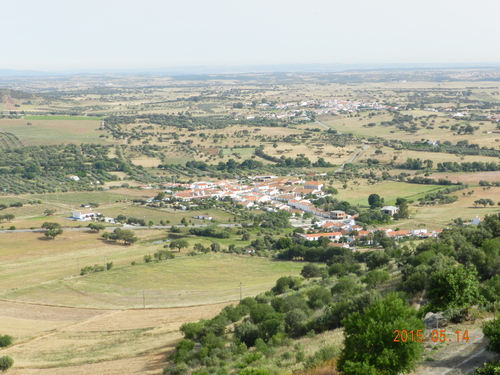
[304,181,324,190]
[380,206,399,216]
[72,210,99,220]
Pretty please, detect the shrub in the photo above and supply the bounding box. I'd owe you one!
[0,356,13,372]
[483,317,500,354]
[473,360,500,374]
[0,335,12,348]
[300,264,322,278]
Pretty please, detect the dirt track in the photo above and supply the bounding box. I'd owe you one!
[412,326,499,375]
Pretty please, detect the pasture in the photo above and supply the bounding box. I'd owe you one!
[332,181,441,207]
[365,146,500,166]
[0,219,303,372]
[320,114,500,149]
[0,253,304,309]
[0,118,114,146]
[0,229,304,308]
[0,300,229,373]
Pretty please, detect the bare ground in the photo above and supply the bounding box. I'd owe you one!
[412,326,499,375]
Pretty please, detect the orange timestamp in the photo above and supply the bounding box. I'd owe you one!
[393,329,469,343]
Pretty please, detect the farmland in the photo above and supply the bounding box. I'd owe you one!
[1,70,500,374]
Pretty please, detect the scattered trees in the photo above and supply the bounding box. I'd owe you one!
[474,198,495,208]
[102,228,138,245]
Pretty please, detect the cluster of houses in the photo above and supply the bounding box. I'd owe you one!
[297,218,444,249]
[164,178,326,214]
[244,99,387,121]
[68,176,484,251]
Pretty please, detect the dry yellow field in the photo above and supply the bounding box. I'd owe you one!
[0,300,230,374]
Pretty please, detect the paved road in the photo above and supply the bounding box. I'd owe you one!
[314,119,332,131]
[335,143,370,172]
[0,223,240,234]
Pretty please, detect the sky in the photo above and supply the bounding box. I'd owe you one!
[2,0,500,72]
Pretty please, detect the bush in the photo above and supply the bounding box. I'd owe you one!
[483,317,500,354]
[0,356,13,372]
[271,276,302,295]
[306,286,332,309]
[0,335,12,348]
[300,264,322,278]
[474,360,500,374]
[164,363,189,375]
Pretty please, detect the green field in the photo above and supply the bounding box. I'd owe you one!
[221,147,255,156]
[334,181,441,206]
[0,118,113,146]
[0,246,304,308]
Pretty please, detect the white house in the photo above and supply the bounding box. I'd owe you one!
[72,210,99,220]
[380,206,399,216]
[304,181,324,190]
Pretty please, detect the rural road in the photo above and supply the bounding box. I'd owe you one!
[0,223,240,234]
[335,143,369,172]
[314,119,333,131]
[313,118,369,172]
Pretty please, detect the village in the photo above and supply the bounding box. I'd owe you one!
[70,175,469,251]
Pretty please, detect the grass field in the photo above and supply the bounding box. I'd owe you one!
[403,187,500,228]
[0,253,304,308]
[320,114,500,149]
[98,204,235,224]
[0,226,303,308]
[333,181,441,206]
[0,300,229,373]
[0,118,114,146]
[221,147,255,156]
[366,146,500,166]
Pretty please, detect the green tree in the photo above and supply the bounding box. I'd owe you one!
[41,222,61,230]
[396,201,410,219]
[169,239,189,252]
[88,223,105,232]
[155,192,165,201]
[338,293,424,375]
[44,228,63,239]
[3,214,14,222]
[111,228,138,245]
[427,265,483,312]
[368,194,384,209]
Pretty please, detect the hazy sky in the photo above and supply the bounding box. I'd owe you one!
[2,0,500,71]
